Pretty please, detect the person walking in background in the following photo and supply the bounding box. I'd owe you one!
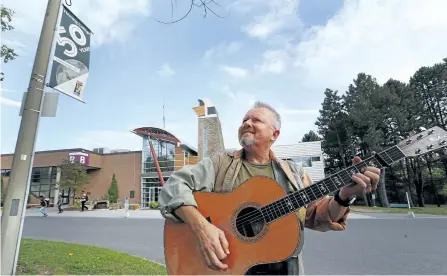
[80,191,88,211]
[39,195,48,217]
[57,193,63,214]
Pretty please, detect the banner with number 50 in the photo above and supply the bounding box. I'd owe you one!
[48,5,93,103]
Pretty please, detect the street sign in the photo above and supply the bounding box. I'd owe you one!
[48,5,93,103]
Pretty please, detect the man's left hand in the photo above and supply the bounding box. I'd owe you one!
[339,156,381,200]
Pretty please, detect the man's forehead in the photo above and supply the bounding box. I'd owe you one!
[244,107,273,118]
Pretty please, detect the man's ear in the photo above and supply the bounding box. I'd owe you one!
[271,129,280,142]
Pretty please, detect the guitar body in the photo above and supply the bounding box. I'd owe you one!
[164,177,303,275]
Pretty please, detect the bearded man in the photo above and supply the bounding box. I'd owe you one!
[159,101,380,275]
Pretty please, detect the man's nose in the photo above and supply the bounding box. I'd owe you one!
[243,119,253,127]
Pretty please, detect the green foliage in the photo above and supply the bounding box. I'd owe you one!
[59,159,89,205]
[107,174,119,203]
[1,6,18,81]
[301,130,321,142]
[149,201,160,209]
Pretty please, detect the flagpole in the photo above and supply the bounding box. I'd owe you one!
[1,0,62,275]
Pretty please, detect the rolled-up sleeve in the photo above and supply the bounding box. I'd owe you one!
[304,196,350,232]
[159,157,216,222]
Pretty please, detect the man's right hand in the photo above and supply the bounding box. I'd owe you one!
[194,221,230,271]
[174,206,230,271]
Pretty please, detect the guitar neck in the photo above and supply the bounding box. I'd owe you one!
[260,145,407,223]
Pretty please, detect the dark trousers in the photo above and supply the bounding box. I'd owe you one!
[58,204,63,213]
[245,262,288,275]
[81,201,88,211]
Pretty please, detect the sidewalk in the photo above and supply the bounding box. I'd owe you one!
[1,207,375,219]
[2,207,164,219]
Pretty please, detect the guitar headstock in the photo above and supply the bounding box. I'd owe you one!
[397,126,447,157]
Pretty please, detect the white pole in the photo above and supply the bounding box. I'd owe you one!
[406,191,415,218]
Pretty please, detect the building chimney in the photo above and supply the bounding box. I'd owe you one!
[192,99,225,161]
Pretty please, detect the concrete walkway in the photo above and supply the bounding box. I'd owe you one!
[3,207,164,219]
[1,207,377,219]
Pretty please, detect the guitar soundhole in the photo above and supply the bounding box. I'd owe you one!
[235,207,265,238]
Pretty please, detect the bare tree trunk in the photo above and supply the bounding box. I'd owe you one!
[414,158,425,207]
[405,159,416,207]
[377,168,390,207]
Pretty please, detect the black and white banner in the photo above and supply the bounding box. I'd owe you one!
[49,5,92,103]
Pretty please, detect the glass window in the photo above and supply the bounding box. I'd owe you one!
[311,156,321,162]
[130,190,135,198]
[292,157,312,167]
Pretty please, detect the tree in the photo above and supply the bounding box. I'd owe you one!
[301,130,321,142]
[315,89,354,174]
[1,6,18,81]
[107,174,119,203]
[156,0,226,24]
[59,159,90,205]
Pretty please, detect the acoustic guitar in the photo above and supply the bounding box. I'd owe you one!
[164,126,447,275]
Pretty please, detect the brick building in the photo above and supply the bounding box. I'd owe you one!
[1,127,197,208]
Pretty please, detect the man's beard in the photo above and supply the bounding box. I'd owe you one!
[240,138,256,148]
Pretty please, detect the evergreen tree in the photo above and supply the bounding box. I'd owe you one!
[301,130,321,142]
[107,174,119,203]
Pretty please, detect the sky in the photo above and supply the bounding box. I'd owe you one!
[1,0,447,154]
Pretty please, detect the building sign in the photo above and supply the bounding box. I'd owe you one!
[48,5,93,103]
[69,152,89,166]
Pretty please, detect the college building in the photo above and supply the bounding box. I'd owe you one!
[1,99,324,208]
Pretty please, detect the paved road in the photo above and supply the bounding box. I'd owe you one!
[21,213,447,275]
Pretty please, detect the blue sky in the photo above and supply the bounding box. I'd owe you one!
[2,0,447,154]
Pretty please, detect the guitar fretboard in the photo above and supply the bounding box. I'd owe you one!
[259,145,406,223]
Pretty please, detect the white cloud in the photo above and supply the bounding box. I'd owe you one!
[255,49,291,74]
[220,66,248,78]
[0,97,21,108]
[204,41,244,59]
[233,0,302,39]
[292,0,447,93]
[3,0,151,48]
[157,63,176,77]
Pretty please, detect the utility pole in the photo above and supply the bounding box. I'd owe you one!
[1,0,61,275]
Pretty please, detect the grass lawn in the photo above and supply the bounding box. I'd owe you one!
[17,239,167,275]
[351,204,447,215]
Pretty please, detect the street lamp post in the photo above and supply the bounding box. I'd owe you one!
[1,0,61,275]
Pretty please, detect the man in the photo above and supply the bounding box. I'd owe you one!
[80,191,88,211]
[159,101,380,275]
[39,196,48,217]
[57,193,63,214]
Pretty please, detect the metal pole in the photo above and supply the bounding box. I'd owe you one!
[1,0,61,275]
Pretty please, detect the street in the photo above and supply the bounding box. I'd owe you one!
[21,212,447,275]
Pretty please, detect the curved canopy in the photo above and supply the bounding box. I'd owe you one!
[132,127,181,143]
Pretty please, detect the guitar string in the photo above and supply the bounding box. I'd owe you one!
[233,158,375,228]
[234,159,375,229]
[232,144,420,229]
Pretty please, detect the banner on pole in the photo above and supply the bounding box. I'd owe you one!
[49,5,92,103]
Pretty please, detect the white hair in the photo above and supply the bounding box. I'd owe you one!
[252,101,281,130]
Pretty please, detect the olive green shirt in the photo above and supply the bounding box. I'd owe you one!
[234,159,275,188]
